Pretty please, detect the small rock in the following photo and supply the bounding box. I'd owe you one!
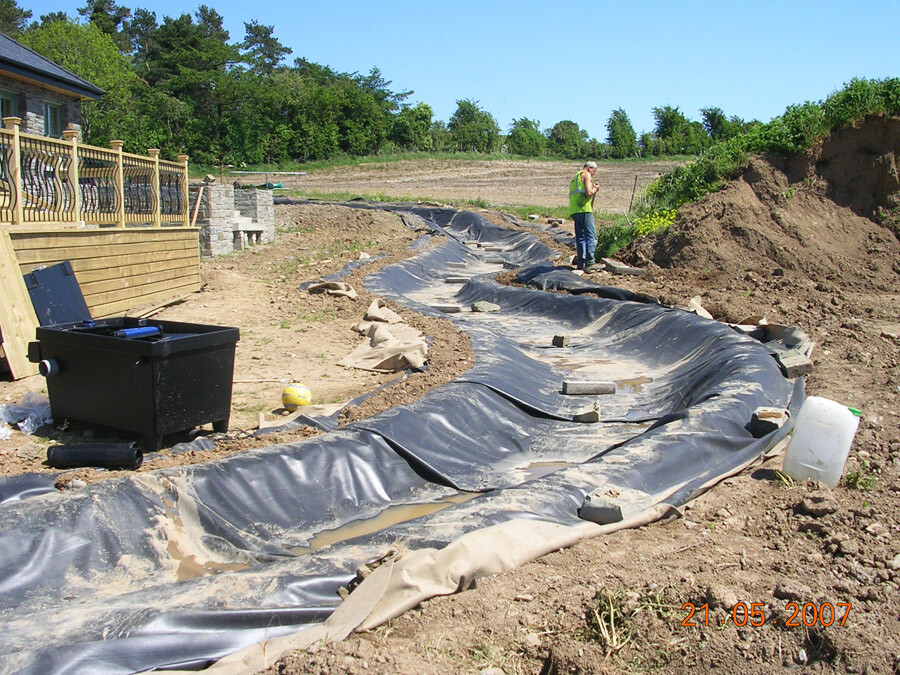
[774,581,813,601]
[839,540,860,557]
[888,553,900,571]
[15,443,45,460]
[866,523,887,536]
[880,325,900,340]
[527,214,539,221]
[523,633,542,648]
[706,584,739,610]
[798,492,840,517]
[480,668,505,675]
[63,479,88,490]
[472,301,501,313]
[797,648,808,665]
[514,594,534,602]
[748,407,789,437]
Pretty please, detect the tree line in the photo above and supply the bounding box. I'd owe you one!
[2,0,757,165]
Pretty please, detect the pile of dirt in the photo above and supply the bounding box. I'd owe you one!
[625,115,900,299]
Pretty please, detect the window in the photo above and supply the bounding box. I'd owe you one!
[0,89,23,119]
[43,101,64,137]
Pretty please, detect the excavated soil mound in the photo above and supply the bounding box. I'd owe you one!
[624,115,900,298]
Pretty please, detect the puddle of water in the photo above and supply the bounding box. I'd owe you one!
[294,493,478,554]
[618,376,653,393]
[167,539,251,582]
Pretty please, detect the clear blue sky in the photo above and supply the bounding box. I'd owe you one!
[22,0,900,138]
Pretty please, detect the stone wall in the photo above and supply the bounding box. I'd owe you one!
[190,183,275,257]
[234,188,275,244]
[0,74,82,138]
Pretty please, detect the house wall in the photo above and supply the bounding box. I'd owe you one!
[0,74,82,138]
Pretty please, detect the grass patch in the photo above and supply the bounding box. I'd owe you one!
[843,461,877,490]
[585,588,633,657]
[596,223,635,258]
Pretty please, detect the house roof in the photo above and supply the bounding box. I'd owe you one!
[0,31,105,100]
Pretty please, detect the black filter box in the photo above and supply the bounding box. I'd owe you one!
[29,317,239,450]
[23,261,91,326]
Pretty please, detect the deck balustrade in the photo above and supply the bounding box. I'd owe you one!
[1,117,189,228]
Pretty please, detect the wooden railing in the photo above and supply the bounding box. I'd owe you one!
[0,117,189,228]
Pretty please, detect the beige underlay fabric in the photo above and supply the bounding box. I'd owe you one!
[305,281,359,300]
[338,300,428,372]
[189,508,680,675]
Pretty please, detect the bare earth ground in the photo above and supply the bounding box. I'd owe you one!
[234,158,684,214]
[2,136,900,674]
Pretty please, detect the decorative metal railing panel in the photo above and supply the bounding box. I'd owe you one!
[122,152,156,221]
[78,145,118,224]
[0,131,16,223]
[159,160,185,217]
[19,134,75,223]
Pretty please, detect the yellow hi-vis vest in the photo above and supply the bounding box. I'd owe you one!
[568,170,592,217]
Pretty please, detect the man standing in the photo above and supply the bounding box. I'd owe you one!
[568,161,600,271]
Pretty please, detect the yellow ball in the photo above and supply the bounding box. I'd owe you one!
[282,383,312,411]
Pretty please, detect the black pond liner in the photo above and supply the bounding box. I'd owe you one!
[0,206,801,674]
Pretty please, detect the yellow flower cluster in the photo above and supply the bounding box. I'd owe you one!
[632,209,676,236]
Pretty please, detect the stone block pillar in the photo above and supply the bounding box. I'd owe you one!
[191,182,235,257]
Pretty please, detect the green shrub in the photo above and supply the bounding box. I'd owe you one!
[632,209,676,236]
[633,77,900,222]
[595,224,635,258]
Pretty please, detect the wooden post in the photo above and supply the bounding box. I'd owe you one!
[2,116,23,225]
[110,140,125,228]
[178,154,189,227]
[148,148,161,227]
[0,228,39,377]
[62,129,81,224]
[628,174,639,212]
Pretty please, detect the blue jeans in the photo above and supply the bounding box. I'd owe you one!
[573,212,596,269]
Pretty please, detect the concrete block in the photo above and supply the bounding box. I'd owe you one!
[601,257,646,276]
[579,486,652,524]
[776,350,813,378]
[431,304,462,313]
[444,276,470,283]
[551,335,570,347]
[563,380,615,395]
[446,261,467,269]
